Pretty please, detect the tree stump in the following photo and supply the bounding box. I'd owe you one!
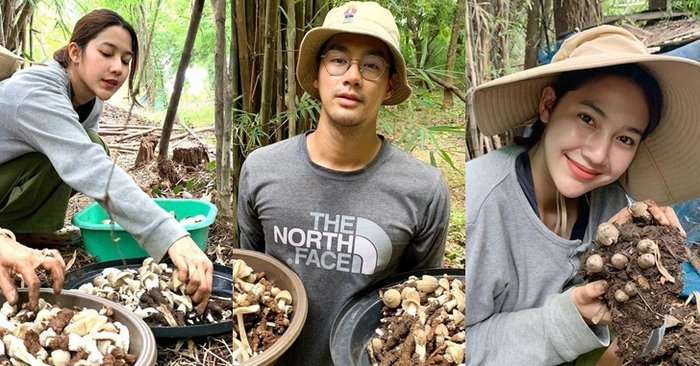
[134,135,159,168]
[172,140,209,167]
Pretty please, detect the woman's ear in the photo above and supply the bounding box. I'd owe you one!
[538,86,557,124]
[68,42,82,64]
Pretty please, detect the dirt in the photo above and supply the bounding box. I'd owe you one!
[579,214,692,361]
[138,287,232,327]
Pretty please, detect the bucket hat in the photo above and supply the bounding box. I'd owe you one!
[296,1,411,105]
[471,25,700,205]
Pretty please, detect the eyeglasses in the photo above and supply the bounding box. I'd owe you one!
[320,50,388,81]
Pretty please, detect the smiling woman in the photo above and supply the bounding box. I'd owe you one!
[0,8,214,315]
[466,25,700,366]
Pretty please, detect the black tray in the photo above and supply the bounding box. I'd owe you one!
[330,267,465,366]
[63,258,232,339]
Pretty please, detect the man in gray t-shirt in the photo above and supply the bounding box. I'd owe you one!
[237,2,450,365]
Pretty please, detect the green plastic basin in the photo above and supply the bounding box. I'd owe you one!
[72,198,217,261]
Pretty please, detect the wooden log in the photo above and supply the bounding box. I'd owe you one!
[134,135,159,168]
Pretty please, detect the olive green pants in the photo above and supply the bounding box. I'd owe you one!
[0,131,108,233]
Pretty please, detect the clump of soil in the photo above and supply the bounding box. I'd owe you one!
[580,209,690,360]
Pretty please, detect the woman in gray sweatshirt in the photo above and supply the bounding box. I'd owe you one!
[0,9,212,311]
[466,26,700,365]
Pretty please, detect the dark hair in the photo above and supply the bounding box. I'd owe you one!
[517,64,663,146]
[53,9,139,101]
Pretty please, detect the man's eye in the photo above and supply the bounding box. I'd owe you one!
[331,57,348,65]
[362,62,380,71]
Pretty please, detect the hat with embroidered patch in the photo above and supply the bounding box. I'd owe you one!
[296,1,411,105]
[471,25,700,205]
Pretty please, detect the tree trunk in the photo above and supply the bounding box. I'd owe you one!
[524,0,541,69]
[230,0,241,247]
[648,0,666,11]
[465,0,481,160]
[213,0,233,222]
[553,0,601,36]
[134,136,158,168]
[172,141,209,167]
[136,1,162,108]
[235,0,253,114]
[443,0,465,109]
[260,0,278,145]
[158,0,205,160]
[285,0,298,136]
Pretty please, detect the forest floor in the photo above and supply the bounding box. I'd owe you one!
[46,95,465,365]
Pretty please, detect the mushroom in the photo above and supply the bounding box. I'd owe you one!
[381,289,401,309]
[233,305,260,359]
[610,253,629,269]
[629,202,651,220]
[413,328,427,361]
[636,238,657,253]
[64,312,108,336]
[416,275,439,293]
[401,291,421,316]
[275,290,293,314]
[50,350,70,366]
[585,254,604,273]
[596,222,619,246]
[638,253,656,269]
[614,289,630,302]
[623,282,638,296]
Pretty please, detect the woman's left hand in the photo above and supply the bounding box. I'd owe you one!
[607,199,686,238]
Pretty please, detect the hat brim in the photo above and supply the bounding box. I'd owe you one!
[471,54,700,205]
[296,25,411,105]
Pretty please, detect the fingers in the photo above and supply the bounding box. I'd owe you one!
[607,208,631,225]
[41,250,66,294]
[0,266,17,305]
[170,252,189,283]
[17,262,41,310]
[580,280,609,300]
[192,260,213,311]
[643,199,687,238]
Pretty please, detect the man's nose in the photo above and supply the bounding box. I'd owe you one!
[342,62,363,86]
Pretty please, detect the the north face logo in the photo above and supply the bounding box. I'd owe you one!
[273,212,392,275]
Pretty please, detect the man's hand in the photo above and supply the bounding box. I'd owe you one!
[607,199,686,238]
[167,236,213,314]
[571,280,612,325]
[0,229,65,309]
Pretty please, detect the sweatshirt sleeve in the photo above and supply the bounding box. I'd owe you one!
[466,220,610,365]
[237,158,266,251]
[13,88,188,261]
[399,173,450,270]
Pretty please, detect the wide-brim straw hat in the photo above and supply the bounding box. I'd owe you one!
[296,1,411,105]
[471,25,700,205]
[0,45,22,80]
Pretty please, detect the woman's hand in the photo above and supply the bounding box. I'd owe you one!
[167,236,213,314]
[606,199,686,238]
[0,228,65,310]
[571,280,612,325]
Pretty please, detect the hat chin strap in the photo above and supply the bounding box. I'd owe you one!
[554,191,568,238]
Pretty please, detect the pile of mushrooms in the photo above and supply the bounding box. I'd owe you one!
[0,299,136,366]
[232,258,293,364]
[78,258,231,327]
[367,274,466,365]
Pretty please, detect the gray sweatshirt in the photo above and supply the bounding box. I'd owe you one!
[0,62,188,261]
[466,145,629,365]
[238,133,450,365]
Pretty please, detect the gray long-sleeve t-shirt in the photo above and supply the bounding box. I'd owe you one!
[0,62,188,261]
[238,133,450,365]
[466,145,629,365]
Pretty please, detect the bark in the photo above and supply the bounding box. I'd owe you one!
[524,0,541,69]
[136,0,162,107]
[134,136,158,168]
[260,0,278,145]
[6,0,32,51]
[158,0,205,160]
[213,0,233,221]
[230,0,241,247]
[234,0,252,113]
[285,0,298,136]
[465,0,481,160]
[443,0,465,108]
[553,0,601,36]
[172,141,209,167]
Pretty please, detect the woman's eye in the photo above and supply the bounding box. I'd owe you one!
[578,113,593,124]
[617,136,636,146]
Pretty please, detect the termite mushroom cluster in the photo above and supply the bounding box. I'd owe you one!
[232,259,293,365]
[0,299,136,366]
[78,258,231,327]
[367,274,466,366]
